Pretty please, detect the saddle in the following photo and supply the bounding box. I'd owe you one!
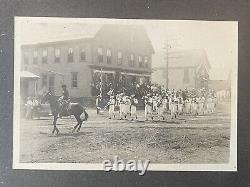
[59,99,71,116]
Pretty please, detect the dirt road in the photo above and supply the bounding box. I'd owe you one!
[19,102,231,164]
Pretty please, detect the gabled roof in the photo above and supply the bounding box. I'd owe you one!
[21,24,155,55]
[168,49,211,69]
[94,24,155,54]
[21,23,102,46]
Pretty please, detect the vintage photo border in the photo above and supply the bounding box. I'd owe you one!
[13,17,238,171]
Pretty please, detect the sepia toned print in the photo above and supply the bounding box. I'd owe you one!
[13,17,237,171]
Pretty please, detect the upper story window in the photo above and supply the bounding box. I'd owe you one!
[24,52,29,64]
[68,48,74,63]
[183,68,190,83]
[42,49,48,64]
[138,55,143,67]
[97,48,103,63]
[130,54,135,67]
[117,51,123,65]
[71,72,78,88]
[80,48,86,62]
[55,48,60,63]
[144,56,148,68]
[33,51,38,64]
[106,49,112,64]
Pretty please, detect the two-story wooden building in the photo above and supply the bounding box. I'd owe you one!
[152,49,211,90]
[20,24,154,100]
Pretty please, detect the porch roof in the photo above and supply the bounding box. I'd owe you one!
[20,71,40,79]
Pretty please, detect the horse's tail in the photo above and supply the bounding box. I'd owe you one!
[83,109,88,121]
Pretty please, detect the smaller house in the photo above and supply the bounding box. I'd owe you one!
[208,68,231,91]
[168,49,211,90]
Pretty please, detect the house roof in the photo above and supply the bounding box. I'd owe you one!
[21,24,155,54]
[20,71,40,79]
[95,24,155,54]
[21,24,102,46]
[168,49,211,69]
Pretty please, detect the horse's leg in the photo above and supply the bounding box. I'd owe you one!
[72,114,80,133]
[52,115,59,134]
[76,115,83,132]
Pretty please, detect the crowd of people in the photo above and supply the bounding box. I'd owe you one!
[96,82,218,121]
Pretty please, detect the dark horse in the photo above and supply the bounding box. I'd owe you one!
[42,91,88,134]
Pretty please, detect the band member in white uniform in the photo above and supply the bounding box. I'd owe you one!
[130,95,138,120]
[124,95,131,119]
[121,93,128,119]
[162,96,168,114]
[177,96,184,115]
[143,94,152,121]
[185,98,191,114]
[170,95,178,119]
[108,95,116,119]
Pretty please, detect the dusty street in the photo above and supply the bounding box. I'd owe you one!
[19,101,231,164]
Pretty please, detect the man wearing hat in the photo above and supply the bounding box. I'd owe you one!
[61,84,69,100]
[59,84,70,116]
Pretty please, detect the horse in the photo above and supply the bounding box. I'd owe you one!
[41,91,88,134]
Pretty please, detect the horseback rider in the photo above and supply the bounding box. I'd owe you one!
[59,84,70,115]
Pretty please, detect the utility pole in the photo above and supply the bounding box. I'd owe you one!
[163,36,181,90]
[163,37,170,89]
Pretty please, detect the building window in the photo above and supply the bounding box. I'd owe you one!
[106,49,112,64]
[117,51,123,65]
[71,72,78,88]
[130,54,135,67]
[68,48,74,62]
[97,48,103,63]
[24,52,29,64]
[144,56,148,68]
[138,55,143,67]
[183,68,190,83]
[55,48,60,63]
[42,74,47,88]
[42,49,48,64]
[80,48,86,62]
[33,51,38,64]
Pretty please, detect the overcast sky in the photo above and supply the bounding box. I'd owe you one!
[17,18,237,77]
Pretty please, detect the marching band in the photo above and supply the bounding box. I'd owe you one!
[102,86,218,121]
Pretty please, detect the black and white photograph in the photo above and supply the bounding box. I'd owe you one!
[13,17,237,171]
